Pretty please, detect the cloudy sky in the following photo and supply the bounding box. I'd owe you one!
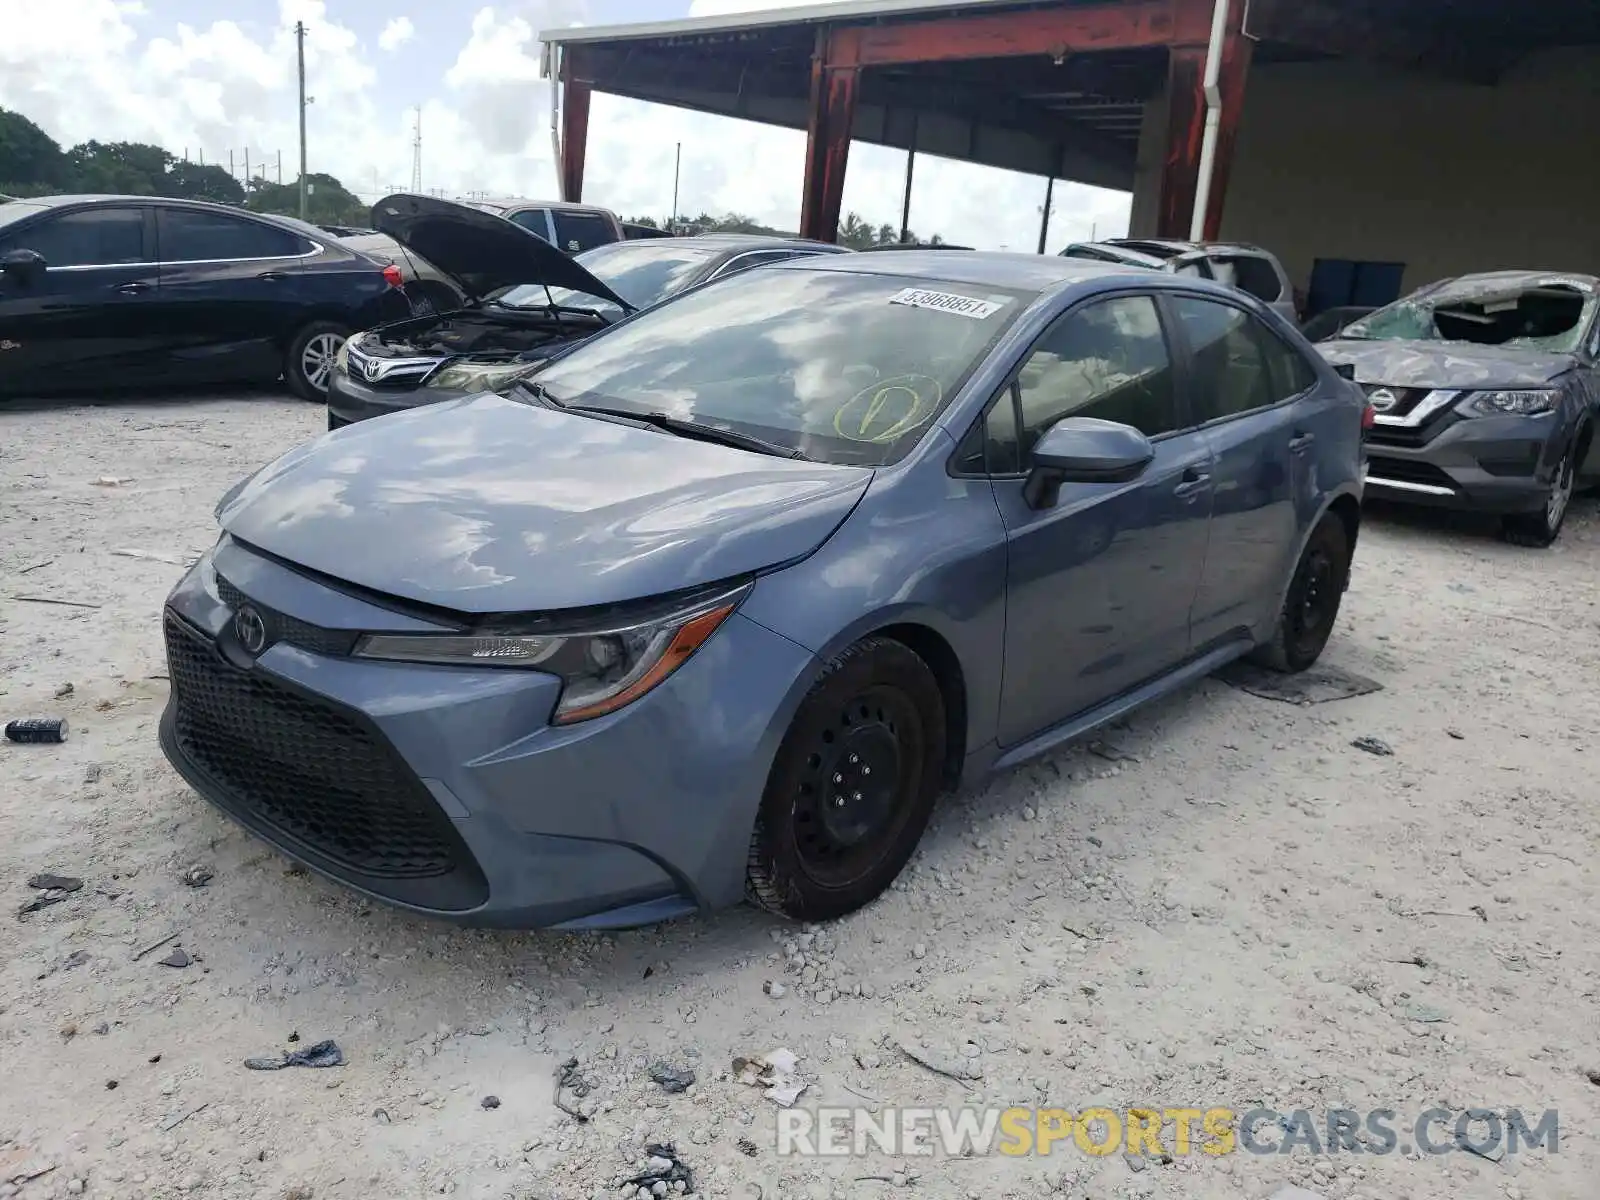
[1,0,1133,249]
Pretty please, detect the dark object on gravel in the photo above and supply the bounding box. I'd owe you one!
[1351,735,1394,756]
[649,1062,696,1094]
[625,1143,695,1194]
[244,1039,345,1070]
[1217,661,1382,705]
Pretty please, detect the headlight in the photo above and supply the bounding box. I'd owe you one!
[425,359,543,394]
[352,580,751,724]
[333,338,351,375]
[1460,389,1558,416]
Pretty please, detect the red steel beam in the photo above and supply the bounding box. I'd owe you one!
[1156,43,1205,239]
[834,0,1179,68]
[799,29,860,242]
[559,54,593,204]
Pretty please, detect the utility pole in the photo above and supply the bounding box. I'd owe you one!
[277,150,282,184]
[411,106,423,192]
[244,148,251,189]
[671,142,681,231]
[296,20,308,219]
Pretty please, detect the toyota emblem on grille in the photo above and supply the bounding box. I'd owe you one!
[362,356,383,382]
[1368,387,1399,413]
[233,605,268,655]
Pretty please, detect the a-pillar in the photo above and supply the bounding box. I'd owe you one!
[1156,0,1251,241]
[559,51,593,204]
[799,29,860,243]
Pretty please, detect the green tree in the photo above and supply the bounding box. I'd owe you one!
[65,140,173,194]
[246,172,366,225]
[0,108,66,191]
[166,160,244,204]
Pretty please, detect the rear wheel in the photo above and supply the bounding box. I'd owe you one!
[1501,434,1578,548]
[746,637,945,922]
[1251,512,1351,673]
[284,321,349,401]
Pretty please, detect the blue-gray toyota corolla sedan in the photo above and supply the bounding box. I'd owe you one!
[159,252,1368,930]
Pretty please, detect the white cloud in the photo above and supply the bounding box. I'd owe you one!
[0,0,1128,248]
[378,17,415,53]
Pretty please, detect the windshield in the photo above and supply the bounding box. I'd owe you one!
[529,266,1034,467]
[496,241,722,320]
[1340,277,1598,353]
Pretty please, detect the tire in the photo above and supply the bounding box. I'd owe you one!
[1501,433,1579,548]
[1251,512,1351,674]
[746,637,946,922]
[284,321,349,402]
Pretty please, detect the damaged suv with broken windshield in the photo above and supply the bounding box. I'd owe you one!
[1319,271,1600,546]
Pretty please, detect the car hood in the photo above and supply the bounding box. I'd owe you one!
[369,192,633,312]
[1317,339,1576,389]
[215,393,873,615]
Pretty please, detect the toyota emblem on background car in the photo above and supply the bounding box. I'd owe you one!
[233,605,268,655]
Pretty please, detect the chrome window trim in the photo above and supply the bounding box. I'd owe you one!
[47,240,325,273]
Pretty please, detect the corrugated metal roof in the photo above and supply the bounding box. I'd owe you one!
[538,0,1037,48]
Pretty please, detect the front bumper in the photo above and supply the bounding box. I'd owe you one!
[157,538,817,929]
[1363,412,1562,514]
[326,369,469,429]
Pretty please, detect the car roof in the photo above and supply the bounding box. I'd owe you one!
[4,193,331,238]
[778,248,1158,293]
[675,232,843,251]
[1430,269,1600,293]
[1107,237,1276,257]
[472,197,616,215]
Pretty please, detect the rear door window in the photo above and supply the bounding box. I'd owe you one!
[158,209,308,262]
[1213,254,1284,302]
[1172,295,1300,421]
[507,209,552,241]
[1,206,147,267]
[551,210,617,253]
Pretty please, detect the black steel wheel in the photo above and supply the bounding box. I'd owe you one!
[1251,512,1350,673]
[747,637,945,921]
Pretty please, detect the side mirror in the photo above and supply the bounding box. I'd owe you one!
[1,248,47,287]
[1023,416,1154,510]
[1331,361,1356,381]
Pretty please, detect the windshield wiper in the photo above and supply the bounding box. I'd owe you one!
[559,402,808,460]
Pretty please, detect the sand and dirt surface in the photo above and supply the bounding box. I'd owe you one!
[2,394,1596,1200]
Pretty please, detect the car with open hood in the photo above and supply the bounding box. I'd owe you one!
[1318,271,1600,547]
[161,251,1365,931]
[327,202,847,428]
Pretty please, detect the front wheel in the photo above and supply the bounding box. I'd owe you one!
[1251,512,1351,674]
[746,637,946,922]
[284,321,349,402]
[1501,435,1578,548]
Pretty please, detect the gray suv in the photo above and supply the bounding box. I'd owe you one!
[1061,238,1298,325]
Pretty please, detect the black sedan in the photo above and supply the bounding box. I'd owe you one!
[327,194,848,428]
[0,195,409,400]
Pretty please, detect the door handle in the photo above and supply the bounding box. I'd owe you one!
[1289,432,1316,454]
[1173,469,1211,500]
[115,281,151,295]
[256,271,288,281]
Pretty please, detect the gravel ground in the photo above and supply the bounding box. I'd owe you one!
[1,394,1597,1200]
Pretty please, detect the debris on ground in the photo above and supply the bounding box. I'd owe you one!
[480,1095,500,1110]
[92,476,133,487]
[649,1062,696,1094]
[181,864,215,888]
[52,683,73,699]
[1218,660,1383,704]
[733,1048,806,1106]
[736,1138,758,1157]
[624,1143,695,1196]
[131,931,181,961]
[553,1057,591,1123]
[18,872,83,918]
[158,1103,208,1132]
[896,1041,982,1083]
[5,718,70,744]
[244,1039,345,1071]
[111,548,185,565]
[158,948,192,969]
[1351,735,1394,756]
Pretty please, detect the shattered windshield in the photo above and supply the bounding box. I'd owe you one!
[1340,276,1598,353]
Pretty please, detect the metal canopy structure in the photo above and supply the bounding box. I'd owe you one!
[540,0,1600,244]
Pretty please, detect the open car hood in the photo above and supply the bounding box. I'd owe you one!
[370,192,633,312]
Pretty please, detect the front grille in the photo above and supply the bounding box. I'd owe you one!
[1367,457,1459,491]
[1363,384,1432,417]
[165,612,468,882]
[215,574,358,658]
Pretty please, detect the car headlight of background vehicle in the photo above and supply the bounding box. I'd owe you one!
[351,580,751,724]
[1459,389,1559,417]
[425,359,543,394]
[333,338,351,376]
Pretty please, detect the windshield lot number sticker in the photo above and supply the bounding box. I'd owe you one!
[890,288,1005,320]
